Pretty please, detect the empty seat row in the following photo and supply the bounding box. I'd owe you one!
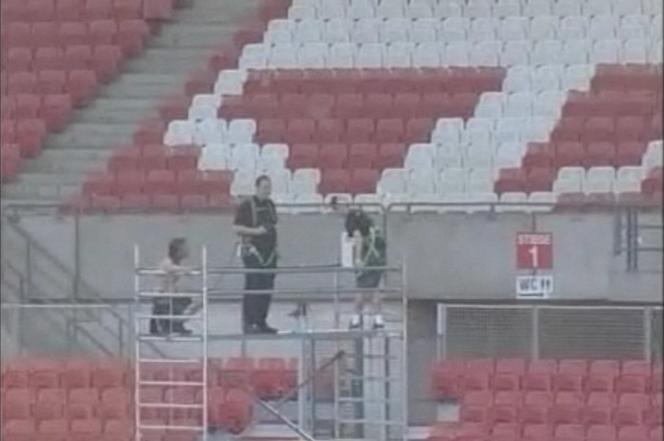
[428,421,662,441]
[288,0,661,19]
[522,141,662,170]
[2,71,99,105]
[1,0,173,22]
[214,66,505,95]
[237,40,662,69]
[267,15,662,45]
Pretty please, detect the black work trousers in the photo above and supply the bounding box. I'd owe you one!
[150,297,191,334]
[242,252,276,327]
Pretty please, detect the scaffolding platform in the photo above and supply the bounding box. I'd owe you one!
[133,245,408,441]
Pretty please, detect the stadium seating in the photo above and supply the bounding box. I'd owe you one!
[0,356,299,440]
[78,0,659,212]
[429,357,663,441]
[0,0,162,184]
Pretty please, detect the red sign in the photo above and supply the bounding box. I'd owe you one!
[516,232,553,270]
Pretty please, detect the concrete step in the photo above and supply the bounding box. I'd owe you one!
[23,149,111,174]
[2,174,83,200]
[100,72,187,98]
[46,123,136,149]
[122,48,210,74]
[74,98,157,124]
[151,24,236,48]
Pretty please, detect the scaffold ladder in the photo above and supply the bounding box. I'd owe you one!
[133,245,209,441]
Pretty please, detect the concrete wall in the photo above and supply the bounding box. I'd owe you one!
[4,210,663,303]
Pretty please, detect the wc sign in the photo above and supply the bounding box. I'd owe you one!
[516,232,553,270]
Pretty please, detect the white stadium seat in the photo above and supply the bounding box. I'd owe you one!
[528,191,556,211]
[470,41,501,66]
[356,43,384,67]
[501,40,531,66]
[435,1,462,18]
[465,144,494,169]
[324,19,351,43]
[164,120,195,146]
[495,117,528,143]
[559,16,588,39]
[444,41,471,66]
[440,17,469,42]
[194,119,226,145]
[239,44,268,69]
[531,39,562,65]
[268,43,298,68]
[499,16,529,41]
[523,0,552,17]
[318,0,346,19]
[465,0,492,18]
[258,143,289,171]
[376,0,405,18]
[470,17,498,42]
[475,92,504,118]
[292,168,321,195]
[438,168,466,194]
[533,91,566,118]
[651,14,663,40]
[643,141,663,168]
[503,65,532,92]
[354,193,384,211]
[413,42,442,67]
[198,143,230,171]
[433,118,464,145]
[348,0,376,19]
[385,42,414,67]
[227,119,256,143]
[561,64,594,90]
[405,143,435,172]
[621,39,648,63]
[266,168,291,195]
[495,142,524,168]
[298,43,328,68]
[188,94,220,121]
[553,166,585,194]
[288,4,316,19]
[410,18,438,43]
[381,18,410,43]
[494,0,522,17]
[229,143,259,172]
[435,143,464,170]
[328,43,356,67]
[588,15,617,40]
[621,15,648,40]
[584,167,615,194]
[464,117,494,146]
[613,0,642,14]
[406,0,434,18]
[214,70,246,96]
[615,166,646,193]
[504,92,534,117]
[584,0,613,16]
[591,39,620,63]
[378,168,408,195]
[295,18,323,43]
[530,16,559,41]
[526,116,556,142]
[266,19,294,43]
[231,170,257,197]
[561,39,590,65]
[353,18,381,43]
[649,41,663,63]
[408,171,437,194]
[553,0,582,16]
[531,65,562,93]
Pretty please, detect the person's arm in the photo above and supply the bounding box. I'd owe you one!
[233,224,267,237]
[161,259,191,275]
[352,233,364,268]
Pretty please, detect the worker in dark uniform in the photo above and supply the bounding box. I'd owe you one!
[233,175,279,334]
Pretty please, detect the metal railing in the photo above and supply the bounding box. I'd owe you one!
[437,303,663,362]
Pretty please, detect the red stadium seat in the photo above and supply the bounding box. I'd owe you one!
[116,19,150,56]
[67,70,99,107]
[348,143,377,170]
[37,70,67,95]
[315,118,345,143]
[587,424,617,441]
[320,169,350,194]
[113,0,143,20]
[42,94,73,132]
[91,45,122,81]
[16,118,46,158]
[375,118,405,143]
[8,72,37,95]
[143,0,173,20]
[618,425,649,441]
[554,423,585,440]
[5,48,33,73]
[34,47,63,71]
[3,419,37,441]
[59,22,89,46]
[432,359,466,400]
[376,143,406,169]
[89,19,117,45]
[31,23,59,48]
[285,118,316,144]
[56,0,82,21]
[319,143,348,169]
[64,45,93,70]
[256,119,286,143]
[85,0,112,19]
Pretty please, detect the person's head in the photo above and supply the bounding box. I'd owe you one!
[255,175,272,200]
[168,237,188,263]
[345,210,373,238]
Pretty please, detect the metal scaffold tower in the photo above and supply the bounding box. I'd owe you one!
[132,245,408,441]
[133,245,209,441]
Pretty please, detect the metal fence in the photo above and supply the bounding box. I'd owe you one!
[438,304,663,362]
